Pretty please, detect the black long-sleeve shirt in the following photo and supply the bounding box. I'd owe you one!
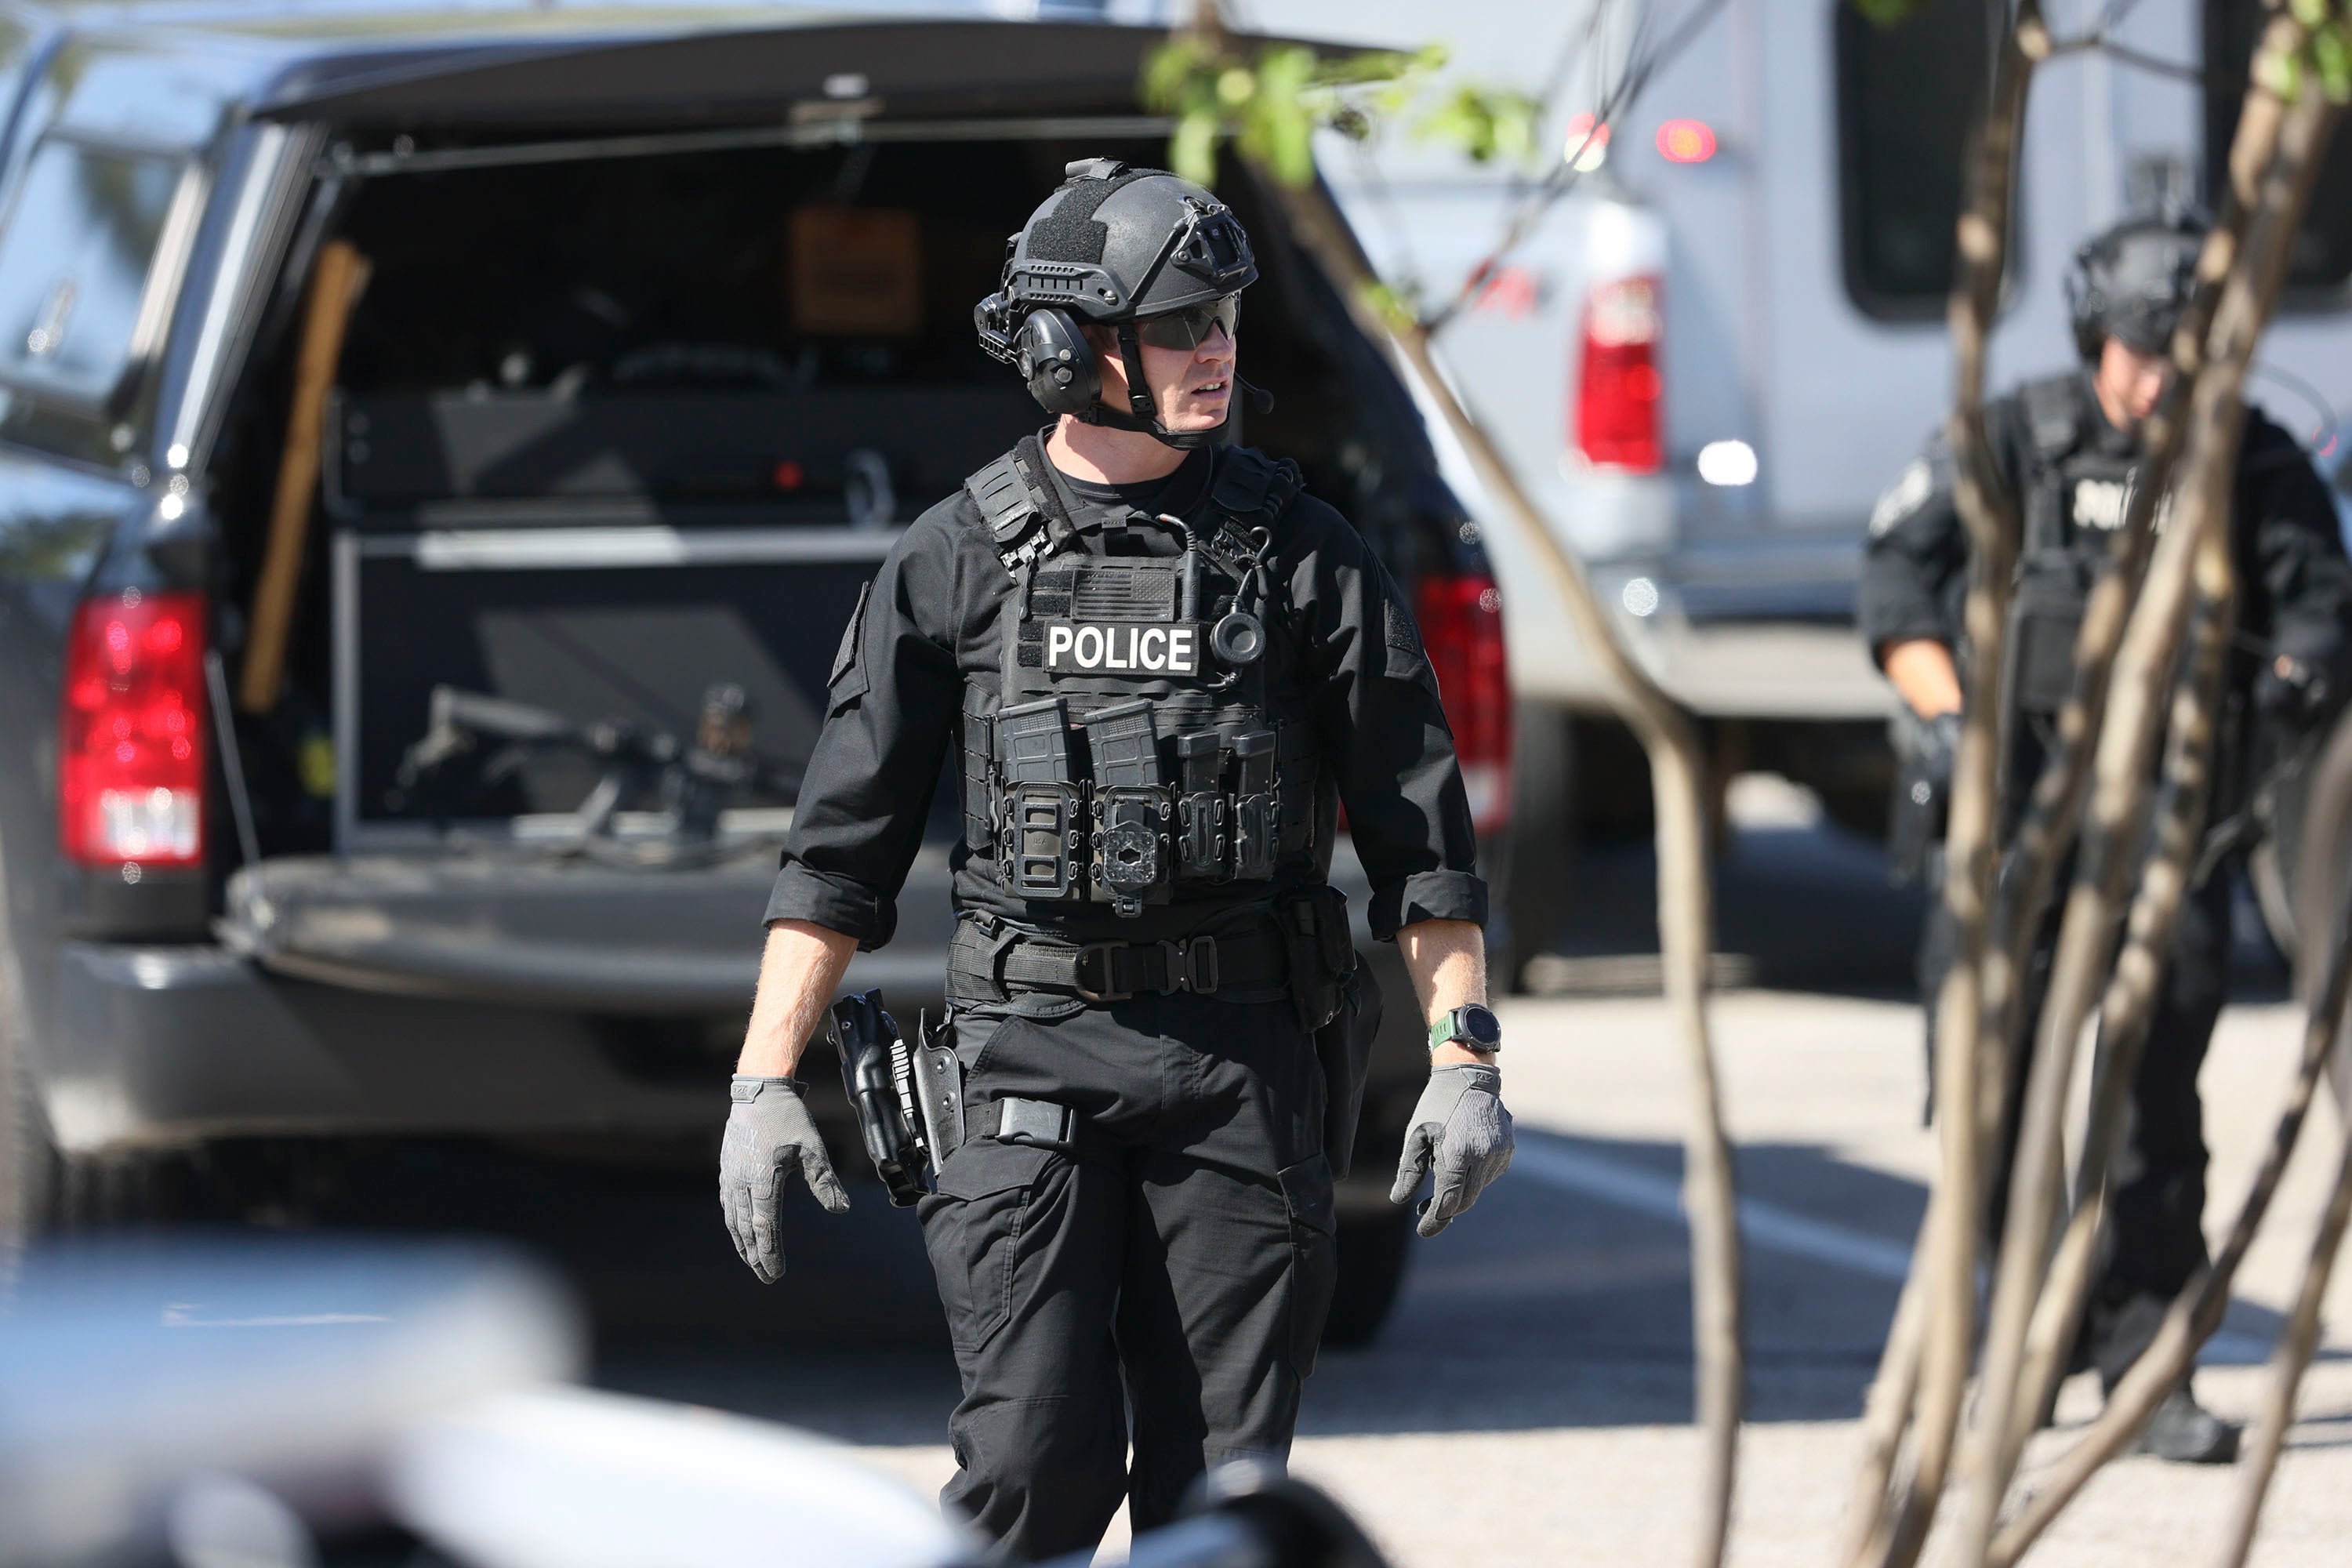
[764,444,1487,949]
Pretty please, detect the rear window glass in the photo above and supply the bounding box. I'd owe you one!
[2205,1,2352,298]
[0,139,188,412]
[1835,0,2002,319]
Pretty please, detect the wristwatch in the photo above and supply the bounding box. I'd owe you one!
[1427,1002,1502,1054]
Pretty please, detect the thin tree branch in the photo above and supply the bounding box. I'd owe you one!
[1425,0,1730,336]
[2210,1121,2352,1568]
[1995,9,2306,1446]
[1170,13,1744,1564]
[1994,826,2352,1567]
[1845,12,2050,1566]
[1986,74,2347,1567]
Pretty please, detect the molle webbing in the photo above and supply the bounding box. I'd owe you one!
[961,443,1314,916]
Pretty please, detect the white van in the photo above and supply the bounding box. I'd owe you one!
[1243,0,2352,969]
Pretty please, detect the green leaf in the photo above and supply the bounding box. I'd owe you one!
[1356,278,1421,334]
[2275,46,2303,103]
[2316,24,2352,103]
[1171,111,1220,187]
[2289,0,2328,30]
[1848,0,1932,24]
[1412,83,1543,166]
[1140,37,1212,114]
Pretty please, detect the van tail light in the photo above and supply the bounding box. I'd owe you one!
[1574,274,1664,473]
[60,591,207,869]
[1416,573,1512,834]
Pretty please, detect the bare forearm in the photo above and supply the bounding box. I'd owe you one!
[1881,637,1964,718]
[735,920,859,1078]
[1398,917,1491,1065]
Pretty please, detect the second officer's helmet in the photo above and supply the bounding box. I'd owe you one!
[2066,206,2208,361]
[975,158,1257,449]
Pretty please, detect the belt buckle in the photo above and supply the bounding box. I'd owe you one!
[1071,942,1131,1004]
[1163,935,1219,994]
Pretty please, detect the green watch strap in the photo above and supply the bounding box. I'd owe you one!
[1427,1004,1501,1053]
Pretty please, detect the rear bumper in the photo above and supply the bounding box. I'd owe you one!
[1494,531,1895,720]
[41,852,956,1155]
[41,844,1428,1160]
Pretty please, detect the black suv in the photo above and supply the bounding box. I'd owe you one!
[0,3,1510,1340]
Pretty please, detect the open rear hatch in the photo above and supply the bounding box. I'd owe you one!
[213,96,1102,1007]
[212,34,1377,1011]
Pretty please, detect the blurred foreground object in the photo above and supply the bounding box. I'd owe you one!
[1041,1460,1388,1568]
[0,1236,582,1565]
[385,1386,975,1568]
[0,1236,1387,1568]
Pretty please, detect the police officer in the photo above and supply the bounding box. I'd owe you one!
[1860,209,2352,1463]
[717,160,1513,1559]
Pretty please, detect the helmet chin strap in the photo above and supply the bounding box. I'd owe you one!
[1073,321,1231,451]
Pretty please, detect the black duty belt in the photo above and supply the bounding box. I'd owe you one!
[949,919,1289,1003]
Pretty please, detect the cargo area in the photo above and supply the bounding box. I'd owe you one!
[202,128,1450,1005]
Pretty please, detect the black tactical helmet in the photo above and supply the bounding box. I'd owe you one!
[2066,206,2208,360]
[975,158,1258,449]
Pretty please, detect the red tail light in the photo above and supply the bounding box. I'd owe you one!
[1417,573,1512,834]
[1575,274,1664,473]
[60,590,206,869]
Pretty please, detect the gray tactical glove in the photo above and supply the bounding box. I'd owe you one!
[720,1075,849,1283]
[1388,1064,1515,1237]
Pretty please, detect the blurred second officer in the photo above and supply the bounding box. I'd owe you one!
[717,160,1512,1560]
[1859,208,2352,1464]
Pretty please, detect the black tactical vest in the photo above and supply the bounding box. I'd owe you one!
[958,437,1318,918]
[2005,375,2146,717]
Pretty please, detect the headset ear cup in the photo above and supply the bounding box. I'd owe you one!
[1017,309,1098,416]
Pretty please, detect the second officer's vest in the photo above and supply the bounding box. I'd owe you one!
[958,437,1316,917]
[2005,375,2145,717]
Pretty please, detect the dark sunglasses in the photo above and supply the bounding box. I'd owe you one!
[1134,294,1240,350]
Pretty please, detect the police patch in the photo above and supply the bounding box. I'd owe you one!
[1869,459,1934,537]
[2072,477,2129,532]
[1043,621,1201,676]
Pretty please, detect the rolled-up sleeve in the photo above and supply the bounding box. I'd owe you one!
[764,507,965,949]
[2240,412,2352,689]
[1293,503,1487,940]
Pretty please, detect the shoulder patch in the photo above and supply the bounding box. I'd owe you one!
[1870,459,1934,537]
[1384,593,1424,659]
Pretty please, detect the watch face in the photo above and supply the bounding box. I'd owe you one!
[1461,1004,1502,1047]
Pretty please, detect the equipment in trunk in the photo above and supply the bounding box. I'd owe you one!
[393,683,800,862]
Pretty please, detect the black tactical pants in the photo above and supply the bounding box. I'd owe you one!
[1917,858,2232,1385]
[918,989,1337,1563]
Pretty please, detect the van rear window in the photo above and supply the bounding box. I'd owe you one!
[0,140,189,412]
[2205,0,2352,299]
[1834,0,2000,321]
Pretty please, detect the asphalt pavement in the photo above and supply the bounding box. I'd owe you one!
[583,779,2350,1564]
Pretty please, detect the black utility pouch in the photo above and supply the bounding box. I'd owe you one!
[1280,884,1355,1033]
[2005,566,2090,719]
[1314,956,1382,1179]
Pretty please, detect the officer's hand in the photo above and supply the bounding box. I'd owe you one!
[1388,1064,1514,1238]
[2256,654,2332,729]
[720,1076,849,1283]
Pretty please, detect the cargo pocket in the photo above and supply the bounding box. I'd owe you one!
[1279,1152,1339,1377]
[918,1136,1061,1360]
